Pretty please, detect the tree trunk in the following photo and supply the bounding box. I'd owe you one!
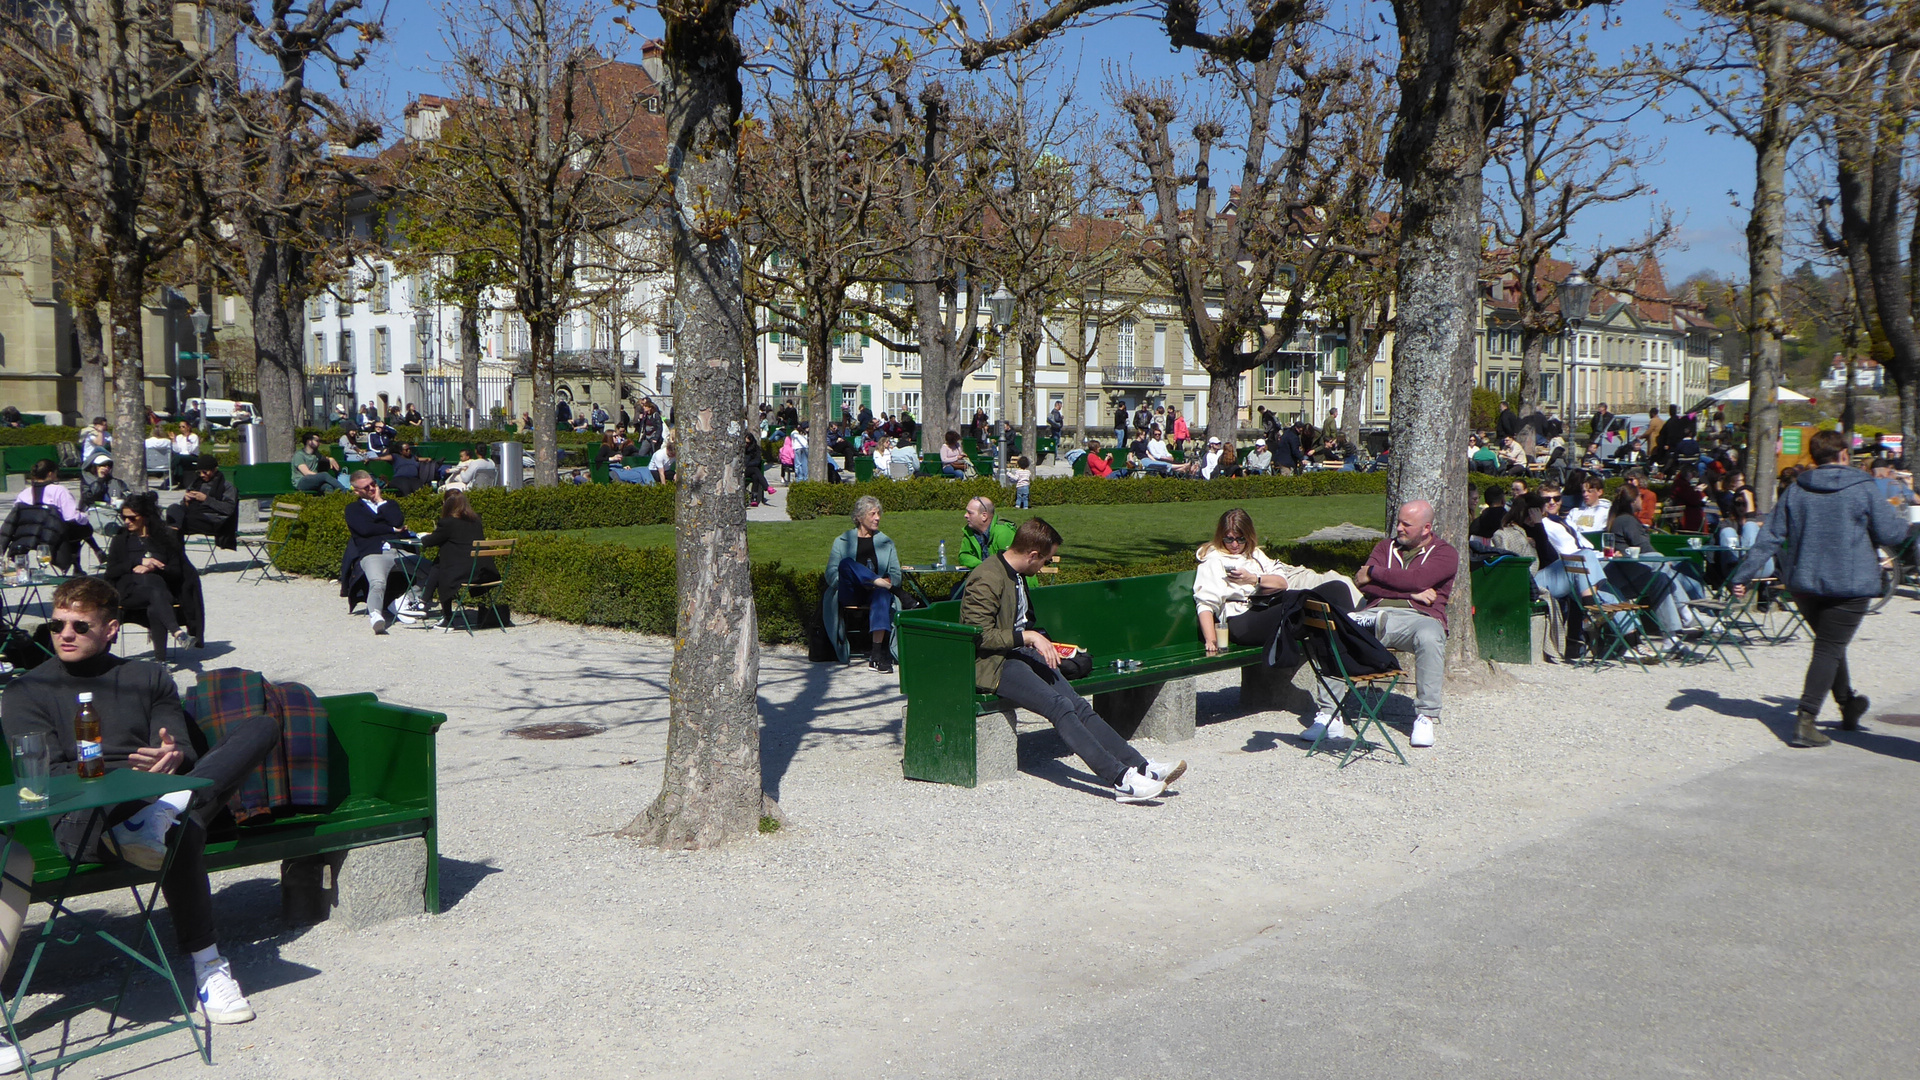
[1743,25,1790,513]
[1384,1,1488,668]
[460,299,482,427]
[1205,367,1238,443]
[1068,356,1087,446]
[807,326,832,482]
[1518,329,1546,419]
[109,267,148,493]
[76,305,108,422]
[621,2,770,849]
[250,251,297,458]
[1340,311,1370,448]
[530,322,558,485]
[1019,319,1039,469]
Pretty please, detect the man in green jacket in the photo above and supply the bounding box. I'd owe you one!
[957,496,1017,569]
[959,518,1184,803]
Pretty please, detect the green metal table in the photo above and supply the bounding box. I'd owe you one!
[0,769,213,1075]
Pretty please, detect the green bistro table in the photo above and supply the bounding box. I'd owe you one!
[0,769,214,1075]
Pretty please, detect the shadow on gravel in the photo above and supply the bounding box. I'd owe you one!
[760,662,903,800]
[1016,730,1114,798]
[169,640,239,673]
[1666,689,1801,744]
[439,857,503,911]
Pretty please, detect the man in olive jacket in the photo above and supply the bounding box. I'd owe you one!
[959,517,1183,803]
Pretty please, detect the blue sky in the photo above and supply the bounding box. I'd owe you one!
[352,0,1752,283]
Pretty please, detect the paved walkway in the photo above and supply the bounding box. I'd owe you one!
[5,528,1919,1078]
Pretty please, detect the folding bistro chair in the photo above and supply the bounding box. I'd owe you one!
[1299,597,1408,768]
[446,538,515,634]
[235,502,304,585]
[1563,558,1657,668]
[1679,592,1755,670]
[1750,576,1807,642]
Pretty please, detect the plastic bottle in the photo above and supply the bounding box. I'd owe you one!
[938,539,947,570]
[74,692,103,780]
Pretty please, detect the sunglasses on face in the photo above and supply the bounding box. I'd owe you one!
[120,512,140,522]
[46,619,99,635]
[1224,534,1246,543]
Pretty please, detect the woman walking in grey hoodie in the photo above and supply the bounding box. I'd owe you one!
[1729,429,1908,747]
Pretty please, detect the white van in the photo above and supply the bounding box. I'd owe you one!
[185,398,248,427]
[1594,412,1652,460]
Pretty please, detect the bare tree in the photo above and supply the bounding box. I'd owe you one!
[871,73,997,445]
[426,0,651,485]
[742,1,904,481]
[1646,7,1826,509]
[619,0,771,847]
[1119,36,1376,440]
[1486,24,1673,422]
[0,0,232,486]
[1040,233,1142,446]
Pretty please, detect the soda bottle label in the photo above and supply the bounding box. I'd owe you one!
[77,739,101,762]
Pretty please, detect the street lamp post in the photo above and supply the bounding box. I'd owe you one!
[178,310,213,427]
[989,284,1016,479]
[1556,270,1595,447]
[414,312,434,440]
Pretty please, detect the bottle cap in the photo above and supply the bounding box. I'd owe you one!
[77,692,93,703]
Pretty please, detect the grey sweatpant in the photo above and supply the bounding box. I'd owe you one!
[1313,608,1447,720]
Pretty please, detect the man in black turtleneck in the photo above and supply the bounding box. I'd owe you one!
[0,577,276,1028]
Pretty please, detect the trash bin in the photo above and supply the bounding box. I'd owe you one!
[238,424,269,465]
[494,441,524,489]
[1471,557,1534,665]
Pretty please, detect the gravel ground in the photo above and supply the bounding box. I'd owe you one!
[8,534,1919,1079]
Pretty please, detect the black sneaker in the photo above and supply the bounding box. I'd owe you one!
[868,651,894,674]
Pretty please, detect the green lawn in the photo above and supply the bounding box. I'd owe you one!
[549,493,1387,569]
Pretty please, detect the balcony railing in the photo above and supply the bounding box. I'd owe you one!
[1103,364,1166,386]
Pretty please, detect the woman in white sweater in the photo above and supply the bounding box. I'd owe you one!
[1193,508,1362,655]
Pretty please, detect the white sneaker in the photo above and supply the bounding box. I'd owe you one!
[390,609,421,626]
[1411,715,1436,748]
[195,958,255,1025]
[1300,712,1347,744]
[1144,759,1186,786]
[170,628,193,652]
[104,814,169,872]
[1113,767,1168,804]
[370,613,389,635]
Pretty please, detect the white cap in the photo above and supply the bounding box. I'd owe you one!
[77,692,93,703]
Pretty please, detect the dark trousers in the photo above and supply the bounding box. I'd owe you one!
[1224,582,1355,648]
[114,572,180,636]
[838,559,893,634]
[60,713,281,952]
[995,650,1145,785]
[1792,593,1870,717]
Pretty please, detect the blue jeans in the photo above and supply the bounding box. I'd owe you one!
[795,453,810,481]
[941,465,963,478]
[1718,520,1770,577]
[1015,485,1029,508]
[610,466,655,484]
[838,558,893,634]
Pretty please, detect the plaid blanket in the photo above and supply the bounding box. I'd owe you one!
[183,668,331,823]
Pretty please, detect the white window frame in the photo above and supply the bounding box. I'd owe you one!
[373,327,391,374]
[1116,319,1136,366]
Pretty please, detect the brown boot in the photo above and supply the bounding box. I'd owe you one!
[1790,710,1830,748]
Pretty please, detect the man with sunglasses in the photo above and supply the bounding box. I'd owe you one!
[340,471,420,633]
[0,577,276,1030]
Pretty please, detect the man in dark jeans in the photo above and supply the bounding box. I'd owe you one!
[0,577,274,1031]
[1730,429,1907,747]
[959,518,1185,803]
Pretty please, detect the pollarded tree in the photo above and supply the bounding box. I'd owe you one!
[742,0,907,481]
[1486,22,1673,424]
[1643,6,1828,508]
[1119,34,1377,440]
[0,0,231,486]
[425,0,652,485]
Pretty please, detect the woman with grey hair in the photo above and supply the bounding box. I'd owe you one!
[822,495,904,672]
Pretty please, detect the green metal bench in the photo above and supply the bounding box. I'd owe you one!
[231,463,299,502]
[1,690,445,919]
[1,445,61,481]
[896,570,1298,787]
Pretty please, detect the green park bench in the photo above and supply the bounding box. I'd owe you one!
[898,561,1539,786]
[231,463,298,502]
[896,570,1298,787]
[2,445,62,481]
[1070,450,1116,476]
[1,687,446,922]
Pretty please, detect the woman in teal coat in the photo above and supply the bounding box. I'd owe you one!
[823,495,903,671]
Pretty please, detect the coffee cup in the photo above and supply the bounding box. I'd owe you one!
[1625,546,1641,558]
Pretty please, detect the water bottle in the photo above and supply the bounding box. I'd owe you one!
[937,539,947,570]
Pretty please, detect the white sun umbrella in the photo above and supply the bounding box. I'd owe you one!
[1697,380,1812,406]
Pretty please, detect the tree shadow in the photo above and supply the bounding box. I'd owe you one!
[758,662,901,801]
[1666,688,1801,745]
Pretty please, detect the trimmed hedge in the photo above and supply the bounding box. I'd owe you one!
[267,482,677,577]
[785,471,1392,520]
[294,424,604,447]
[0,426,81,447]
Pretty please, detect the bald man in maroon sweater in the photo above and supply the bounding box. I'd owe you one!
[1349,499,1458,748]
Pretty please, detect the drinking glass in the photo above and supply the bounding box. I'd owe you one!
[1688,537,1703,549]
[34,545,52,580]
[11,733,49,807]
